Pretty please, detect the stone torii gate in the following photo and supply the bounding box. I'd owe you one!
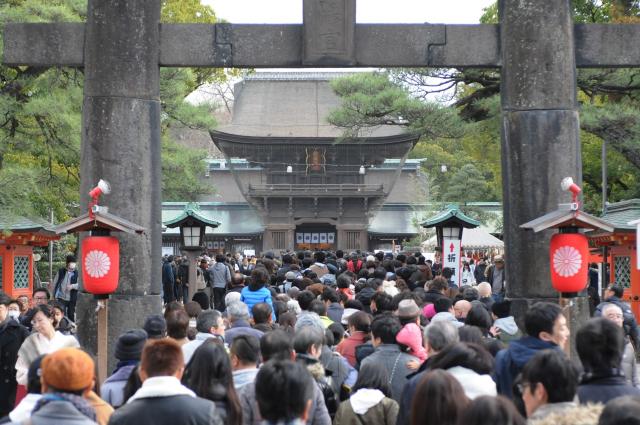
[4,0,640,356]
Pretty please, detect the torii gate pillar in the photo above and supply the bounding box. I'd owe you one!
[76,0,163,363]
[500,0,590,327]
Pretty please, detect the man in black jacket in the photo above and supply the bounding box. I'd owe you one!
[0,294,29,418]
[595,284,640,348]
[109,339,223,425]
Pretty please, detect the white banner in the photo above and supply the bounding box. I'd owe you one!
[320,233,327,243]
[213,241,219,248]
[296,233,304,244]
[312,233,319,243]
[443,238,461,287]
[304,233,311,243]
[327,233,335,243]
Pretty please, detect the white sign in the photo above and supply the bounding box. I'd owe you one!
[327,233,335,243]
[320,233,327,243]
[312,233,319,243]
[629,219,640,270]
[243,249,255,257]
[304,233,311,243]
[443,238,461,287]
[296,233,304,244]
[162,246,174,256]
[637,223,640,270]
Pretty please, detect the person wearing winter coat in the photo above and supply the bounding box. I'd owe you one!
[336,312,372,368]
[294,327,338,419]
[576,318,640,404]
[595,284,640,348]
[15,305,80,387]
[0,295,30,418]
[519,349,581,424]
[108,339,224,425]
[360,314,418,403]
[101,329,148,408]
[600,302,639,387]
[427,342,497,400]
[52,255,79,321]
[491,300,523,345]
[494,303,569,399]
[422,277,449,305]
[334,363,398,425]
[23,348,99,425]
[241,268,276,322]
[429,298,464,329]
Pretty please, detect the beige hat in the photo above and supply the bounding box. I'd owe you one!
[396,299,421,319]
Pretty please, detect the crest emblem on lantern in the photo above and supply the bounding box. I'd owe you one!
[552,246,582,277]
[85,250,112,278]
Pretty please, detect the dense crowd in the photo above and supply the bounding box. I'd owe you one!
[1,249,640,425]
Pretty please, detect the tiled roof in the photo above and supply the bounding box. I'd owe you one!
[162,203,263,236]
[0,214,57,234]
[601,199,640,231]
[368,204,421,236]
[421,204,481,228]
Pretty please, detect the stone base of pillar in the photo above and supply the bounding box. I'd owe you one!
[76,291,162,373]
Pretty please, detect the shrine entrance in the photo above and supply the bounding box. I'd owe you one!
[295,223,336,251]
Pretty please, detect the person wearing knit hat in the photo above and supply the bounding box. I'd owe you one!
[143,314,167,339]
[28,348,97,425]
[395,300,428,363]
[101,329,148,408]
[115,329,148,361]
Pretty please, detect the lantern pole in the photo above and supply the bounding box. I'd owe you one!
[96,298,108,383]
[91,226,112,384]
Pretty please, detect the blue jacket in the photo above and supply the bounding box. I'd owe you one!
[240,287,275,321]
[494,336,559,398]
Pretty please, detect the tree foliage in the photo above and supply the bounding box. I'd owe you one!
[329,0,640,216]
[0,0,224,222]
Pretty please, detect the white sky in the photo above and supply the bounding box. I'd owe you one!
[189,0,495,103]
[203,0,495,24]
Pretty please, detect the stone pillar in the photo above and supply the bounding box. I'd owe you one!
[500,0,589,327]
[77,0,162,372]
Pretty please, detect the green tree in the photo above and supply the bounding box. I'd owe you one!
[329,1,640,216]
[0,0,224,222]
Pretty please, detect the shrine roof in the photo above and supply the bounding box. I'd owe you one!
[0,214,57,235]
[162,203,263,236]
[600,199,640,231]
[368,204,421,236]
[215,74,407,139]
[163,202,221,228]
[420,204,481,229]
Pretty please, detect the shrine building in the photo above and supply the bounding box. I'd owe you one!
[162,72,424,254]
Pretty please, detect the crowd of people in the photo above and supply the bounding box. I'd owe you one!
[2,249,640,425]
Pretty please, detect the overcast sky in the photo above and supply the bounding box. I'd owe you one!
[203,0,495,24]
[189,1,495,102]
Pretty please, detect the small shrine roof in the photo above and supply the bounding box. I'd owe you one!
[421,204,481,229]
[163,203,221,228]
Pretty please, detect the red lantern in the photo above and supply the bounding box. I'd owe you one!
[81,236,119,295]
[549,233,589,296]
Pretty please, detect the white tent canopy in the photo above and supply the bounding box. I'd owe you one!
[422,227,504,250]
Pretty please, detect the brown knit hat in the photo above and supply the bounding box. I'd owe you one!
[42,348,94,392]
